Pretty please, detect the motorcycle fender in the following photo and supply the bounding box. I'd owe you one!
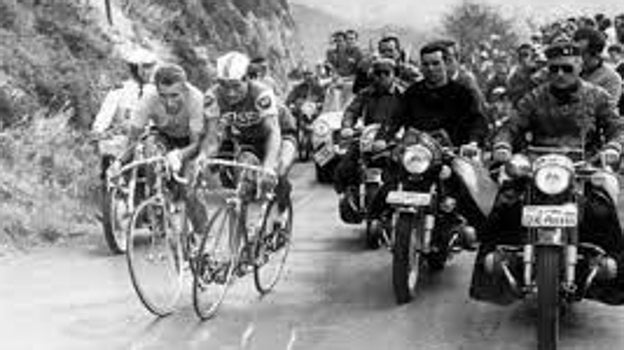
[452,157,499,216]
[393,211,422,251]
[535,228,564,246]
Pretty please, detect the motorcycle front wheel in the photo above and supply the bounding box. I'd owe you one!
[392,213,422,304]
[536,246,561,350]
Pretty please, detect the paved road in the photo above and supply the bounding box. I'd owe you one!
[1,163,624,350]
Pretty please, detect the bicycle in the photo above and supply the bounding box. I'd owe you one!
[96,125,166,254]
[191,157,293,320]
[124,155,195,317]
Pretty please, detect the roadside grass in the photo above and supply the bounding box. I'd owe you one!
[0,111,101,252]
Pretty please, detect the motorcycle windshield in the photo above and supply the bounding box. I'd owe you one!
[451,157,499,216]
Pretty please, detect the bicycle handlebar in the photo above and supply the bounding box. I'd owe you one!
[196,158,277,179]
[109,156,189,185]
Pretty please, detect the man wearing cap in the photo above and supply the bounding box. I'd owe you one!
[573,27,623,107]
[353,35,421,94]
[333,57,404,222]
[471,41,624,305]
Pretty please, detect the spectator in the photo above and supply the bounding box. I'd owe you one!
[506,43,540,107]
[607,44,624,113]
[325,31,359,77]
[573,27,623,106]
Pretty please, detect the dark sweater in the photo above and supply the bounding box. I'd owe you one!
[380,80,488,146]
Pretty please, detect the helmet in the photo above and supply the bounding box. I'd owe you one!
[122,47,157,65]
[217,51,250,80]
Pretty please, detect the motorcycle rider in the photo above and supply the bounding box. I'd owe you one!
[471,41,624,304]
[369,41,489,238]
[201,51,291,226]
[353,35,421,94]
[334,58,404,220]
[285,68,326,112]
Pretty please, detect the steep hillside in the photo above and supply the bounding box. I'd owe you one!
[0,0,296,252]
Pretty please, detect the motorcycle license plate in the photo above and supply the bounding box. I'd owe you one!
[314,145,335,166]
[365,168,383,183]
[521,205,578,228]
[386,191,431,206]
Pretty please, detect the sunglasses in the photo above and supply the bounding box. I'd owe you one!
[548,64,575,74]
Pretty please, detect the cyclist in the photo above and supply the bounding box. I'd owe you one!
[108,63,206,202]
[202,51,292,225]
[92,47,158,181]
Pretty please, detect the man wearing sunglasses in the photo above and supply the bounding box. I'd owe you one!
[334,58,404,225]
[474,42,624,304]
[573,27,622,107]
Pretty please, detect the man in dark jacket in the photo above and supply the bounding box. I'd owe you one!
[472,42,624,305]
[369,42,489,236]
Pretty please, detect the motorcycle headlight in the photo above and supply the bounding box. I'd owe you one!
[313,121,330,137]
[402,144,432,174]
[533,154,573,195]
[534,165,572,195]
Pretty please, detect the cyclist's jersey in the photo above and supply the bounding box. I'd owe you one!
[130,82,205,143]
[205,81,279,155]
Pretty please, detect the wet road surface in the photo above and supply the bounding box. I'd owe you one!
[2,163,624,350]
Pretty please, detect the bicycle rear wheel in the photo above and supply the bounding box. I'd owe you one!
[127,196,184,317]
[193,205,239,320]
[253,200,293,294]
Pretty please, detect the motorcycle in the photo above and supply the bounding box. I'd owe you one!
[483,146,620,350]
[337,123,386,249]
[378,129,483,304]
[293,100,320,162]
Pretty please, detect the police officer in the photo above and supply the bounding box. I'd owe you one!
[472,41,624,304]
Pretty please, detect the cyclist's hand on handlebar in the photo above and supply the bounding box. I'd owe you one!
[106,160,122,179]
[340,127,354,139]
[166,150,183,173]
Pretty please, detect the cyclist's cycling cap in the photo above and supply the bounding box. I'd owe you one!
[217,51,250,80]
[123,47,157,65]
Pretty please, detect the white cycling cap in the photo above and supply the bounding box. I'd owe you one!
[122,46,158,65]
[217,51,250,80]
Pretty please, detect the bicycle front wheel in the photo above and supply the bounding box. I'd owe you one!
[254,200,293,294]
[127,196,184,317]
[193,205,239,320]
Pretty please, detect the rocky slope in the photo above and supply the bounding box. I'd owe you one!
[0,0,296,252]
